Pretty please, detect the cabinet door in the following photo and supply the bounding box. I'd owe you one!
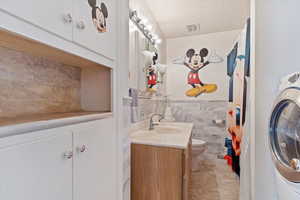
[0,0,73,40]
[131,144,183,200]
[73,0,116,60]
[73,118,117,200]
[0,129,73,200]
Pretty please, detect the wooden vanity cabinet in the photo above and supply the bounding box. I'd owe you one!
[131,139,192,200]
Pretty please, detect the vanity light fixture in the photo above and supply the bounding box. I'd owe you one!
[129,9,162,46]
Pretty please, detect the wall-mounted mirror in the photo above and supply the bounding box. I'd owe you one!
[129,29,166,97]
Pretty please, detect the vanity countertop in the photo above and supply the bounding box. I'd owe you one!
[129,122,193,149]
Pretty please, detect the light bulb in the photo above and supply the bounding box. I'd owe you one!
[146,24,153,31]
[129,21,137,32]
[152,35,158,40]
[140,18,148,24]
[156,39,162,44]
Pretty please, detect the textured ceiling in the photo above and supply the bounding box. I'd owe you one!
[144,0,250,38]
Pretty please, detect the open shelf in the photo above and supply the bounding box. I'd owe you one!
[0,111,113,127]
[0,29,113,129]
[0,111,113,138]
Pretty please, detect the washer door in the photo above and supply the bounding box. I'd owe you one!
[270,88,300,182]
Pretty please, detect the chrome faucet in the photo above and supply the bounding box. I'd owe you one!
[149,114,164,130]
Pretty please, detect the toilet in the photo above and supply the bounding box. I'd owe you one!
[192,139,207,171]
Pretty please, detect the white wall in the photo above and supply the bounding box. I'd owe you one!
[166,30,241,101]
[115,1,129,200]
[255,1,300,199]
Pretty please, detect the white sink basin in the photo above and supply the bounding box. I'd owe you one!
[154,126,181,134]
[129,122,194,149]
[131,124,182,136]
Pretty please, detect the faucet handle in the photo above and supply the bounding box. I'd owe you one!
[149,114,163,130]
[158,115,164,122]
[150,113,164,121]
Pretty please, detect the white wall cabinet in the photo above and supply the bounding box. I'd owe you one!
[0,0,116,61]
[73,118,116,200]
[0,118,116,200]
[73,0,116,59]
[0,0,73,41]
[0,129,73,200]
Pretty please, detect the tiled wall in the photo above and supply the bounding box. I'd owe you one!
[129,88,167,123]
[0,46,81,118]
[170,100,228,157]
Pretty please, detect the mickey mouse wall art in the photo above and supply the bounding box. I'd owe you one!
[146,52,159,93]
[88,0,108,33]
[181,48,223,97]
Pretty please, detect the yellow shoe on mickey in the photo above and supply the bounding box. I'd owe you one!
[186,86,206,97]
[147,88,157,93]
[203,84,218,93]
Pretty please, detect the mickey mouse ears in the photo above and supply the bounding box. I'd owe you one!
[101,2,108,18]
[186,49,195,58]
[88,0,97,7]
[200,48,209,57]
[88,0,108,18]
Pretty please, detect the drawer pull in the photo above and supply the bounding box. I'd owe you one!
[64,151,73,159]
[77,21,86,30]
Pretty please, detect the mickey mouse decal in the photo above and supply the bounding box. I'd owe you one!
[146,52,158,92]
[88,0,108,33]
[184,48,218,97]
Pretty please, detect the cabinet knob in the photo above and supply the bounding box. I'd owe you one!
[63,13,73,24]
[78,145,87,153]
[77,21,86,30]
[64,151,73,159]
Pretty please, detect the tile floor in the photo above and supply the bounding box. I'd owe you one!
[190,152,240,200]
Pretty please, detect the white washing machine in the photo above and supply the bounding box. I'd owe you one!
[269,72,300,199]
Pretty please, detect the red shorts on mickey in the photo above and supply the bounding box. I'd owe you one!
[188,72,201,84]
[148,74,157,85]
